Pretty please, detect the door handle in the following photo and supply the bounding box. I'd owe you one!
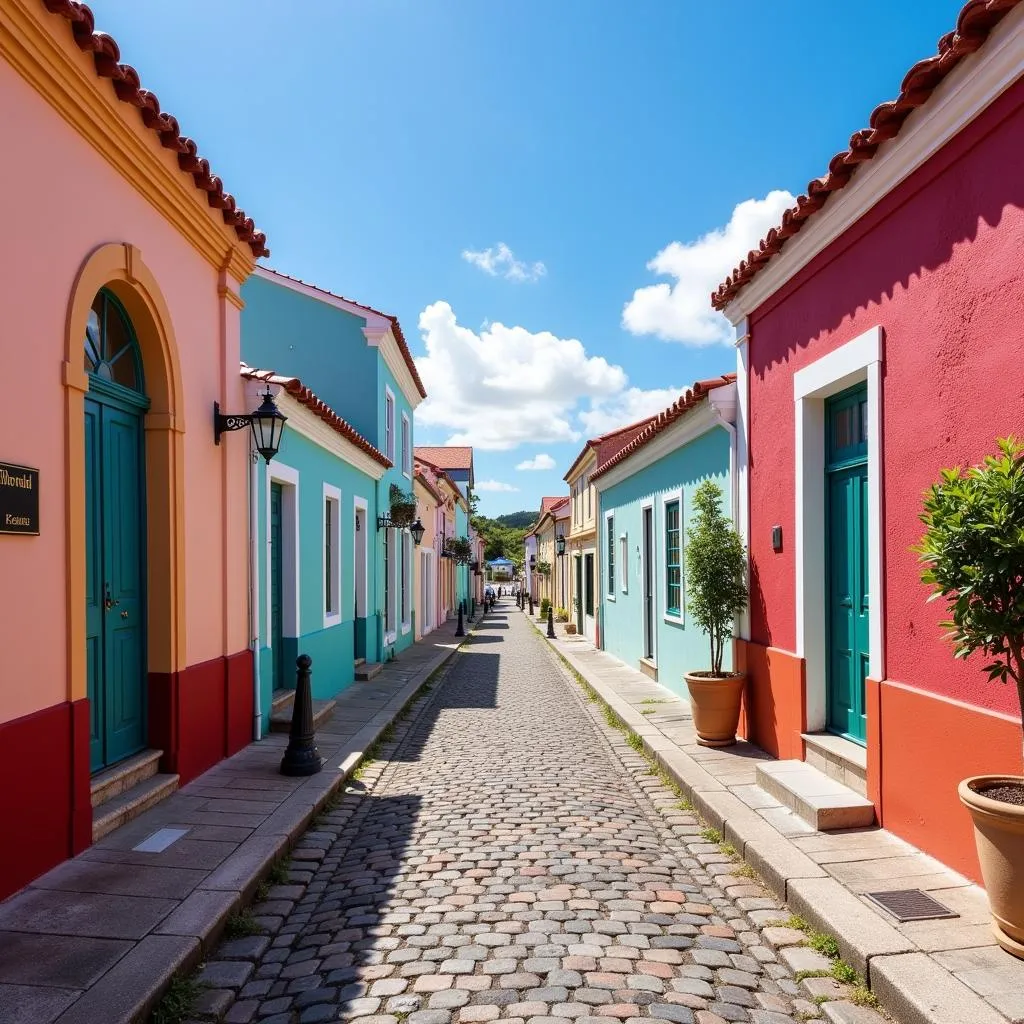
[121,610,129,620]
[103,584,120,611]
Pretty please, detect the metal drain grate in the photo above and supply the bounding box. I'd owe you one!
[865,889,958,922]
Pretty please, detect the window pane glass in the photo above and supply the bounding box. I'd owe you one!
[859,399,868,443]
[325,500,333,614]
[84,301,101,373]
[607,517,615,593]
[833,406,854,449]
[665,500,681,615]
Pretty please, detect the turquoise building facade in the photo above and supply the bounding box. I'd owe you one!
[593,380,737,698]
[242,370,389,729]
[240,268,428,718]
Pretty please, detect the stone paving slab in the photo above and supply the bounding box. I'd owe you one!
[532,616,1024,1024]
[0,615,474,1024]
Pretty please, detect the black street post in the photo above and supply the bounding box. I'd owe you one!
[470,597,476,620]
[455,604,465,637]
[546,604,556,639]
[528,593,534,616]
[280,655,325,776]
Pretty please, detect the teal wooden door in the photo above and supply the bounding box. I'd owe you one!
[575,556,583,632]
[85,396,147,770]
[825,386,869,744]
[270,483,284,689]
[84,289,148,772]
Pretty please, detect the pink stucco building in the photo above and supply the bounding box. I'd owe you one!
[0,0,267,897]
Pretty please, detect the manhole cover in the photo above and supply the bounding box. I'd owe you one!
[865,889,958,922]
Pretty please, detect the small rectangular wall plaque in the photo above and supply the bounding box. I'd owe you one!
[0,462,39,535]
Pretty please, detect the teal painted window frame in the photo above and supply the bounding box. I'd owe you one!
[605,512,615,598]
[323,483,341,628]
[664,496,682,619]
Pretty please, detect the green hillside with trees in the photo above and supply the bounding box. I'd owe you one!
[471,509,536,569]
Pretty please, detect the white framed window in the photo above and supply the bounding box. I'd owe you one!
[323,484,341,628]
[401,412,411,477]
[385,386,395,462]
[384,527,397,641]
[619,533,628,594]
[266,462,300,648]
[401,530,412,633]
[605,511,616,600]
[585,475,590,519]
[662,488,684,625]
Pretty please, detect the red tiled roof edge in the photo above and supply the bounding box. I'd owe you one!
[414,469,444,505]
[42,1,269,258]
[563,414,660,482]
[711,0,1021,311]
[262,268,427,398]
[241,366,391,468]
[591,375,736,481]
[414,458,465,504]
[412,445,473,470]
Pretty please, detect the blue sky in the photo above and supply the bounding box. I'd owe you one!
[89,0,965,516]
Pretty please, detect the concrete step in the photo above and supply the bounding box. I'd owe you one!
[269,698,336,734]
[354,658,366,669]
[90,749,163,809]
[756,759,875,831]
[355,662,383,682]
[92,772,179,842]
[271,688,295,715]
[803,731,868,798]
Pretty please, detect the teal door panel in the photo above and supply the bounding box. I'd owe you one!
[85,397,147,770]
[270,483,285,690]
[825,385,869,745]
[84,399,104,772]
[102,405,146,764]
[575,557,583,632]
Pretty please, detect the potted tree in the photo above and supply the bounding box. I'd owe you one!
[916,437,1024,957]
[389,484,416,528]
[684,480,748,747]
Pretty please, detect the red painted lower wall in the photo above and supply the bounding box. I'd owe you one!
[150,648,254,784]
[737,640,805,760]
[878,679,1021,884]
[0,699,89,900]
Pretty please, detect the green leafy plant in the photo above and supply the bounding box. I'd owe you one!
[151,975,201,1024]
[223,909,263,938]
[915,438,1024,762]
[444,535,473,564]
[540,597,552,618]
[699,826,722,843]
[555,607,570,622]
[536,559,552,578]
[389,484,417,527]
[686,480,748,675]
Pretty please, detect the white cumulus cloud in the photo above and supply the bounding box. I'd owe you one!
[515,453,557,471]
[462,242,546,283]
[579,386,684,437]
[475,480,519,492]
[414,301,626,451]
[622,190,795,346]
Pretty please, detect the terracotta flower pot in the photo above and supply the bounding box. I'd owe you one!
[960,775,1024,959]
[684,671,746,747]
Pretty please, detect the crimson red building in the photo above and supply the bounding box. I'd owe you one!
[716,0,1024,881]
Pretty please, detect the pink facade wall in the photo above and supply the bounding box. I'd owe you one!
[0,52,250,725]
[747,77,1024,717]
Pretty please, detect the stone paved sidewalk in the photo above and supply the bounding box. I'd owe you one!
[200,604,888,1024]
[0,615,474,1024]
[529,615,1024,1024]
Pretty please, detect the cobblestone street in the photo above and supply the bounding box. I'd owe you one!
[202,606,871,1024]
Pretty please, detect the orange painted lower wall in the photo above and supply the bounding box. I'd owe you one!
[736,640,805,759]
[877,679,1021,884]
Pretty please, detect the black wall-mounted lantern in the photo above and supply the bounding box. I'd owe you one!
[772,525,783,553]
[215,387,287,464]
[556,534,566,557]
[411,519,425,546]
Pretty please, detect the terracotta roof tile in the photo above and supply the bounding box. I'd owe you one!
[562,414,660,482]
[414,458,463,502]
[591,375,736,481]
[540,495,568,515]
[413,446,473,471]
[711,0,1021,310]
[241,365,391,468]
[259,268,427,399]
[41,0,268,258]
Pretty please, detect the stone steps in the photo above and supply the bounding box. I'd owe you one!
[269,697,336,734]
[92,771,179,842]
[355,662,383,681]
[271,688,295,716]
[89,749,162,808]
[803,731,868,798]
[756,759,875,831]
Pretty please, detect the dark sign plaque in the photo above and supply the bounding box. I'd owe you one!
[0,462,39,535]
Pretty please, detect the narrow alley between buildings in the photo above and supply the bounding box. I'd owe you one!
[202,604,882,1024]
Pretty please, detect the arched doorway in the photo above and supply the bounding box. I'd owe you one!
[83,289,150,771]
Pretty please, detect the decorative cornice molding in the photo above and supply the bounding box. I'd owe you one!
[2,0,257,279]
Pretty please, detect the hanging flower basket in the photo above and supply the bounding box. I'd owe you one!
[389,484,416,528]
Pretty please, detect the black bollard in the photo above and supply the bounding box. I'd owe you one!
[280,655,325,776]
[470,598,476,620]
[528,594,534,616]
[547,604,556,638]
[455,604,465,637]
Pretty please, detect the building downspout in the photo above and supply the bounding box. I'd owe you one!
[249,439,263,740]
